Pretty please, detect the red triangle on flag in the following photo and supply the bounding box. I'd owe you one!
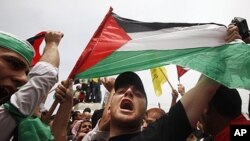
[176,65,188,81]
[69,7,131,79]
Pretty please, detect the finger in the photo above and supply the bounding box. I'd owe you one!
[227,24,238,32]
[227,25,239,36]
[67,79,73,90]
[225,31,242,42]
[228,35,242,42]
[61,80,66,86]
[55,87,62,94]
[55,85,66,95]
[54,93,64,102]
[56,87,66,100]
[62,79,70,88]
[66,79,74,96]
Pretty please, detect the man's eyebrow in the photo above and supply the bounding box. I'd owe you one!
[12,56,28,67]
[4,56,29,70]
[16,57,27,67]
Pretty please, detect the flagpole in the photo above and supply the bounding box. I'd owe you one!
[43,97,58,124]
[43,88,59,124]
[158,102,161,108]
[159,67,174,90]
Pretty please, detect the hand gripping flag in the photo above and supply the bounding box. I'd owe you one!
[150,67,168,96]
[69,7,250,90]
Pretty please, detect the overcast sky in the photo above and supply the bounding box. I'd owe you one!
[1,0,250,113]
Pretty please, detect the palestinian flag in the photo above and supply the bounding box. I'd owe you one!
[69,7,250,90]
[26,31,46,66]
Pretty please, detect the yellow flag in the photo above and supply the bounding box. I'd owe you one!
[150,67,167,96]
[92,78,100,83]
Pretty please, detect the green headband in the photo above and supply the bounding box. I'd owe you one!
[0,31,34,65]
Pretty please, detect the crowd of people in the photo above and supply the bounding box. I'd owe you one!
[73,78,102,104]
[0,23,250,141]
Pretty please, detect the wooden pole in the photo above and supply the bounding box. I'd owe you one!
[159,67,174,90]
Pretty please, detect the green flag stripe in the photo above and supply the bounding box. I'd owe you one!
[76,42,250,90]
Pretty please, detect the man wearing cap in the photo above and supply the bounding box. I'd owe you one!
[0,30,63,141]
[81,72,220,141]
[106,71,220,141]
[200,85,250,141]
[82,23,249,141]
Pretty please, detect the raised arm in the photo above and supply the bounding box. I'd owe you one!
[97,77,115,131]
[180,75,220,127]
[40,31,64,67]
[52,79,74,141]
[11,31,64,115]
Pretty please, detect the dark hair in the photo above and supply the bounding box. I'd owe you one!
[210,85,242,119]
[83,107,91,113]
[91,108,104,128]
[71,111,81,121]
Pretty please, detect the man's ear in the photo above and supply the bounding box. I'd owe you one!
[107,105,111,115]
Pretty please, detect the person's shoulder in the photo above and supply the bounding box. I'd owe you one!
[30,61,58,75]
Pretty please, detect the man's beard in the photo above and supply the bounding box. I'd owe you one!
[0,87,11,105]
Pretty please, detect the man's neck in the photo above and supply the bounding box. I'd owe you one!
[110,124,141,138]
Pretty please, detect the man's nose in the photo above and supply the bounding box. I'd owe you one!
[124,87,133,98]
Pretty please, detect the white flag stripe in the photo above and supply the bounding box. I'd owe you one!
[118,24,227,51]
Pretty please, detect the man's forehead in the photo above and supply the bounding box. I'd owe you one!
[0,31,34,65]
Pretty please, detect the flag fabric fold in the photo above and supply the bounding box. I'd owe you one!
[69,7,250,90]
[26,31,46,66]
[150,67,168,96]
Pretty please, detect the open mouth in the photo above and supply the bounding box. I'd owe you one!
[120,99,133,111]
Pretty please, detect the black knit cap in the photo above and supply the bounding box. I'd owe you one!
[114,71,147,106]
